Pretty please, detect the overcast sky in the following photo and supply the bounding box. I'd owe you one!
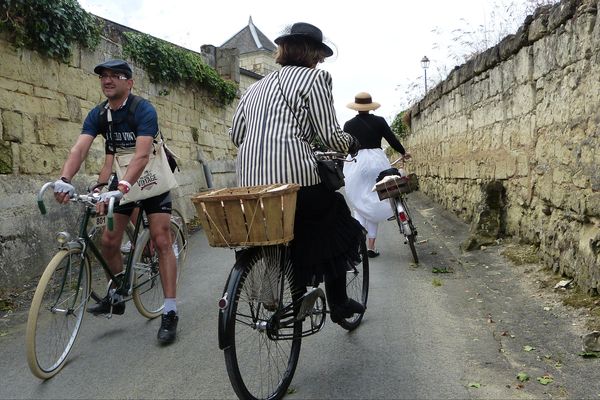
[77,0,532,124]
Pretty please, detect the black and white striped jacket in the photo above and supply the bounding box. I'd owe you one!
[230,65,353,186]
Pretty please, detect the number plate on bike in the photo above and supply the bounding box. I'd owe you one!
[93,215,107,228]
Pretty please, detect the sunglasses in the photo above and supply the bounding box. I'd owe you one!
[98,73,129,81]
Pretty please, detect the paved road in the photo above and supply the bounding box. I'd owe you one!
[1,191,598,399]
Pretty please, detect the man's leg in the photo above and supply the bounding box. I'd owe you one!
[147,211,178,343]
[87,212,130,315]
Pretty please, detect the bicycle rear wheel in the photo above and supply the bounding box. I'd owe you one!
[171,207,188,242]
[170,218,187,275]
[26,249,91,379]
[132,230,163,319]
[394,197,419,264]
[407,232,419,264]
[222,246,303,400]
[337,238,369,331]
[400,197,419,264]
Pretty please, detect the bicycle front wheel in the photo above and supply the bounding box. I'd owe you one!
[26,248,91,379]
[337,238,369,331]
[132,230,163,319]
[223,246,303,400]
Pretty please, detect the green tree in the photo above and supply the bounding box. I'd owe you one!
[0,0,101,62]
[390,111,409,140]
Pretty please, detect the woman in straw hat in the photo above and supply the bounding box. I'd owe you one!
[230,22,364,323]
[343,92,410,258]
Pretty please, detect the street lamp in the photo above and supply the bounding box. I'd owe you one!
[421,56,430,93]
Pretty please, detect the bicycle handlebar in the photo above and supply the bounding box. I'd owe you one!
[37,182,122,231]
[391,155,411,166]
[107,196,116,231]
[37,181,55,215]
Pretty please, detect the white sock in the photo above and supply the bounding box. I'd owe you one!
[164,298,177,314]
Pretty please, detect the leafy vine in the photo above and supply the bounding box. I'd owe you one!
[0,0,101,62]
[122,32,238,105]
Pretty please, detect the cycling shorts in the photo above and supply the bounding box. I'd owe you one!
[115,191,172,216]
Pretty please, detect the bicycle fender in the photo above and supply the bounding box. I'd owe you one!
[63,241,84,251]
[218,248,256,350]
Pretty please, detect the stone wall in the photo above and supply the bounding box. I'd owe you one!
[0,21,242,288]
[406,0,600,292]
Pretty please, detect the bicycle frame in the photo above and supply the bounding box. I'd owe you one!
[38,182,150,307]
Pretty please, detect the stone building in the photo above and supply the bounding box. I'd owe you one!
[220,17,278,92]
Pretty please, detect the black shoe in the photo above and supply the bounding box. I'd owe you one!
[86,295,125,315]
[330,299,365,323]
[157,311,178,344]
[367,249,380,258]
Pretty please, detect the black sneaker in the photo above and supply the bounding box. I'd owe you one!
[367,249,380,258]
[157,311,178,344]
[86,295,125,315]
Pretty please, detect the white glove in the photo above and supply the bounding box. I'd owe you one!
[98,190,123,203]
[53,179,75,196]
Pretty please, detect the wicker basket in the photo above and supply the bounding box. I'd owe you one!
[192,183,301,247]
[375,176,412,200]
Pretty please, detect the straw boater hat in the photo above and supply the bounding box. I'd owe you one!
[347,92,380,111]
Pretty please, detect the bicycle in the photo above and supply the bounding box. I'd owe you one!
[26,182,186,379]
[194,151,369,400]
[375,156,419,264]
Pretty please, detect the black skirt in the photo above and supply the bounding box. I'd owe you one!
[290,183,365,286]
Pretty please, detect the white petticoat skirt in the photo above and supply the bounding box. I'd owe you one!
[344,148,393,223]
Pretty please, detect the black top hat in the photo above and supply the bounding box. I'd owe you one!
[274,22,333,57]
[93,59,133,78]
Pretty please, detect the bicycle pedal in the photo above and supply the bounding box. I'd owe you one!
[297,287,325,319]
[387,216,395,221]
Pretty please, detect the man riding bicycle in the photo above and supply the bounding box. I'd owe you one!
[53,59,179,344]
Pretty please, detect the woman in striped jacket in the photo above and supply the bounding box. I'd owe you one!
[229,22,364,323]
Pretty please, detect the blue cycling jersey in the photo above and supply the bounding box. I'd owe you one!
[81,95,158,154]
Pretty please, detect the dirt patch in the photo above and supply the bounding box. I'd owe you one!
[562,289,600,331]
[501,242,600,332]
[502,243,540,265]
[0,280,38,333]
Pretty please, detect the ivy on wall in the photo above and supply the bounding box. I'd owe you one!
[122,32,238,105]
[0,0,101,62]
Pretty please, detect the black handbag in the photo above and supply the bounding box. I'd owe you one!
[317,159,345,191]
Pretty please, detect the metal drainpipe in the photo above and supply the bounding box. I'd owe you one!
[198,152,214,189]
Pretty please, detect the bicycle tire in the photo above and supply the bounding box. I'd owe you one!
[393,197,420,264]
[400,197,419,264]
[223,246,303,400]
[407,233,419,264]
[337,238,369,331]
[171,207,188,242]
[131,230,163,319]
[170,218,187,273]
[26,248,91,379]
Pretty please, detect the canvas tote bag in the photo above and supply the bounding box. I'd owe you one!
[113,138,178,205]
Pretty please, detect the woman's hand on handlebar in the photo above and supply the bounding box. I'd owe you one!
[403,152,412,160]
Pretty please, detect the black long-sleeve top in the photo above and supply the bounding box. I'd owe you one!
[343,113,405,155]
